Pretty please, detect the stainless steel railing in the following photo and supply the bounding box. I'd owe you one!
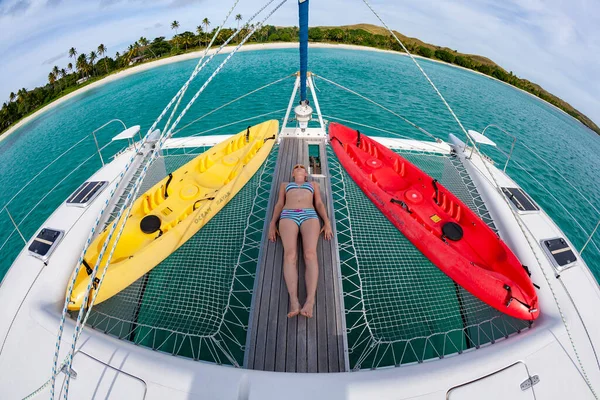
[477,124,600,258]
[0,122,130,276]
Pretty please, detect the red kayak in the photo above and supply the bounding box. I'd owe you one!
[329,123,539,321]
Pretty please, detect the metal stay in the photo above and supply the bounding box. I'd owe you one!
[280,72,327,140]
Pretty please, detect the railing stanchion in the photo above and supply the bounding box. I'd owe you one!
[5,208,27,245]
[92,132,104,166]
[504,136,516,172]
[581,218,600,255]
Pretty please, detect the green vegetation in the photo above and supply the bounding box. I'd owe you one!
[311,24,599,135]
[1,23,598,136]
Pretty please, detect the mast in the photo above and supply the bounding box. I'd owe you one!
[298,0,309,103]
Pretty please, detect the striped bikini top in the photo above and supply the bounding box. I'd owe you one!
[286,182,314,194]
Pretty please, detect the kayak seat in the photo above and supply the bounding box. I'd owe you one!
[373,168,410,192]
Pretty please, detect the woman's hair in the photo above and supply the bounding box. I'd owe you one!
[292,164,308,182]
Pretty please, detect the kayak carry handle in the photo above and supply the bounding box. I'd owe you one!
[390,198,412,214]
[356,130,361,148]
[246,126,251,143]
[432,179,440,205]
[164,173,173,199]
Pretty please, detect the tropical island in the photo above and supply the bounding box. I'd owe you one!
[1,22,598,136]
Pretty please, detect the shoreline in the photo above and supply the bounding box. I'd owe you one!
[0,42,580,143]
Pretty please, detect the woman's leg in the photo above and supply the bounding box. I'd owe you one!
[299,218,320,318]
[279,219,301,317]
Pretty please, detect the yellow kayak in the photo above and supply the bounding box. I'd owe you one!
[68,120,279,310]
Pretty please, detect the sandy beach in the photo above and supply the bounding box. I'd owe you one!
[0,42,571,143]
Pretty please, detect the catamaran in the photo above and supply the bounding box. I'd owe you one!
[1,0,599,399]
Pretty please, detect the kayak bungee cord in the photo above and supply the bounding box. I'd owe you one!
[52,1,288,399]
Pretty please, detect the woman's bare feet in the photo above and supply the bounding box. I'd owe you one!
[288,298,301,318]
[300,299,315,318]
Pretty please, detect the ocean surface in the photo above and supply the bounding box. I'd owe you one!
[1,47,599,282]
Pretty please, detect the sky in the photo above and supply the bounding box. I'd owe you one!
[0,0,598,124]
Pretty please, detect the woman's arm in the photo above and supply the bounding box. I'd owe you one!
[312,182,333,240]
[268,182,287,242]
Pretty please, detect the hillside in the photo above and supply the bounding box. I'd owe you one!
[313,24,599,134]
[1,23,598,136]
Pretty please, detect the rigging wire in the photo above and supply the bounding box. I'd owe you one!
[179,109,287,144]
[54,1,289,399]
[313,74,439,142]
[161,2,288,143]
[359,0,473,146]
[360,1,599,396]
[49,4,256,391]
[162,0,240,135]
[173,74,294,135]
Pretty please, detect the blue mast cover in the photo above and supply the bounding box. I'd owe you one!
[299,0,309,102]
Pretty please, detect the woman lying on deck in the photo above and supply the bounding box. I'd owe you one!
[268,164,333,318]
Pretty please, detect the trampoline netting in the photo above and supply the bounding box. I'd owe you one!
[85,144,279,366]
[82,140,531,371]
[327,146,531,370]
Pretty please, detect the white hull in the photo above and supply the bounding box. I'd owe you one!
[1,134,599,399]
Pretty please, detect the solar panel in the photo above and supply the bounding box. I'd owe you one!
[542,237,577,272]
[502,187,539,212]
[28,228,64,262]
[66,181,108,206]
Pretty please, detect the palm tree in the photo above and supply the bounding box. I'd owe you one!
[76,54,88,78]
[171,20,180,49]
[196,25,203,47]
[9,92,16,102]
[181,33,195,50]
[97,44,108,74]
[171,36,181,52]
[67,62,73,72]
[52,65,60,90]
[202,18,210,46]
[125,44,136,64]
[69,47,77,59]
[48,72,56,88]
[235,14,243,43]
[88,51,97,76]
[171,20,180,35]
[17,88,27,103]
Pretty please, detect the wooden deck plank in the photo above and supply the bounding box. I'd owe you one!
[263,139,297,371]
[295,139,308,373]
[274,138,298,371]
[304,142,327,373]
[316,234,329,373]
[247,139,292,369]
[322,142,349,372]
[246,138,346,373]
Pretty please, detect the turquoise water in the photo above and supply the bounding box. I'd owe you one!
[1,47,599,282]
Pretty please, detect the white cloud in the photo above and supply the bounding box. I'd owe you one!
[0,0,598,125]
